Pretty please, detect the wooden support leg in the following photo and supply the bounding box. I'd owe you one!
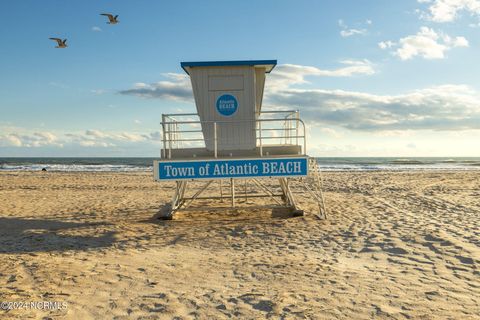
[159,181,188,220]
[252,179,284,206]
[183,180,212,210]
[230,178,235,208]
[278,178,289,206]
[244,179,248,203]
[279,178,304,217]
[219,180,224,202]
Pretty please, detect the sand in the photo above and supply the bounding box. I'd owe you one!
[0,171,479,319]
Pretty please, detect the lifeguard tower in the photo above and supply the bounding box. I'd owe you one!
[154,60,326,219]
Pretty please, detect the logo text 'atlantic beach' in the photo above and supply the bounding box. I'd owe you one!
[216,94,238,116]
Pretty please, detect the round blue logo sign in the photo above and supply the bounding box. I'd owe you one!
[216,94,238,116]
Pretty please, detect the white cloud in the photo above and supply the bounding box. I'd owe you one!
[91,89,106,95]
[83,130,150,143]
[0,128,166,150]
[48,82,69,89]
[142,131,162,141]
[117,62,480,133]
[267,60,375,91]
[79,140,113,147]
[266,84,480,131]
[120,61,375,99]
[85,129,107,139]
[449,35,469,46]
[420,0,480,22]
[0,134,23,147]
[340,29,367,37]
[379,27,468,60]
[117,132,145,142]
[338,19,368,37]
[0,132,62,148]
[34,132,57,143]
[378,40,395,49]
[119,73,193,101]
[91,26,102,32]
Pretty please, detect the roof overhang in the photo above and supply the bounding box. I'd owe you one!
[180,60,277,75]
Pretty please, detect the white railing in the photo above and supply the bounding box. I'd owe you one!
[161,110,306,159]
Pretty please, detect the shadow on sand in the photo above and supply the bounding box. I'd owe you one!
[138,204,305,249]
[0,217,116,254]
[149,204,299,222]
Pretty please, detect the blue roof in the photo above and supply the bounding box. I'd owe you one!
[181,60,277,74]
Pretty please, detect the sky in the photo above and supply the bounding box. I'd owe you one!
[0,0,479,157]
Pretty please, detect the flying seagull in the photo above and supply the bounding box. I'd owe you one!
[49,38,67,48]
[100,13,119,24]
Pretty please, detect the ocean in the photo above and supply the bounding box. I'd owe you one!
[1,157,480,172]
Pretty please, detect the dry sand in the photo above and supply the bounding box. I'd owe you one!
[0,171,479,319]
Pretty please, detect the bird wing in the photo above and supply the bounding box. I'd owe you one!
[62,39,67,44]
[49,38,63,45]
[101,13,114,20]
[114,15,118,20]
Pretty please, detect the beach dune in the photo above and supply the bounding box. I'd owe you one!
[0,171,479,319]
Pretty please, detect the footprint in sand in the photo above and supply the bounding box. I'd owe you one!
[238,293,275,313]
[384,247,408,255]
[455,255,474,265]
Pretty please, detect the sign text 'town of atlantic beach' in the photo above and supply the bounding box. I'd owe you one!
[154,157,308,180]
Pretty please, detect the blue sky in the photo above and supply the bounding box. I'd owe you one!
[1,0,479,156]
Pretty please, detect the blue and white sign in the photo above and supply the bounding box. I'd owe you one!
[154,157,308,181]
[216,94,238,116]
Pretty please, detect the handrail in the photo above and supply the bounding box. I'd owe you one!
[162,110,298,117]
[160,111,307,159]
[161,118,301,125]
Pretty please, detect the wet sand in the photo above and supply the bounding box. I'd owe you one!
[0,171,479,319]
